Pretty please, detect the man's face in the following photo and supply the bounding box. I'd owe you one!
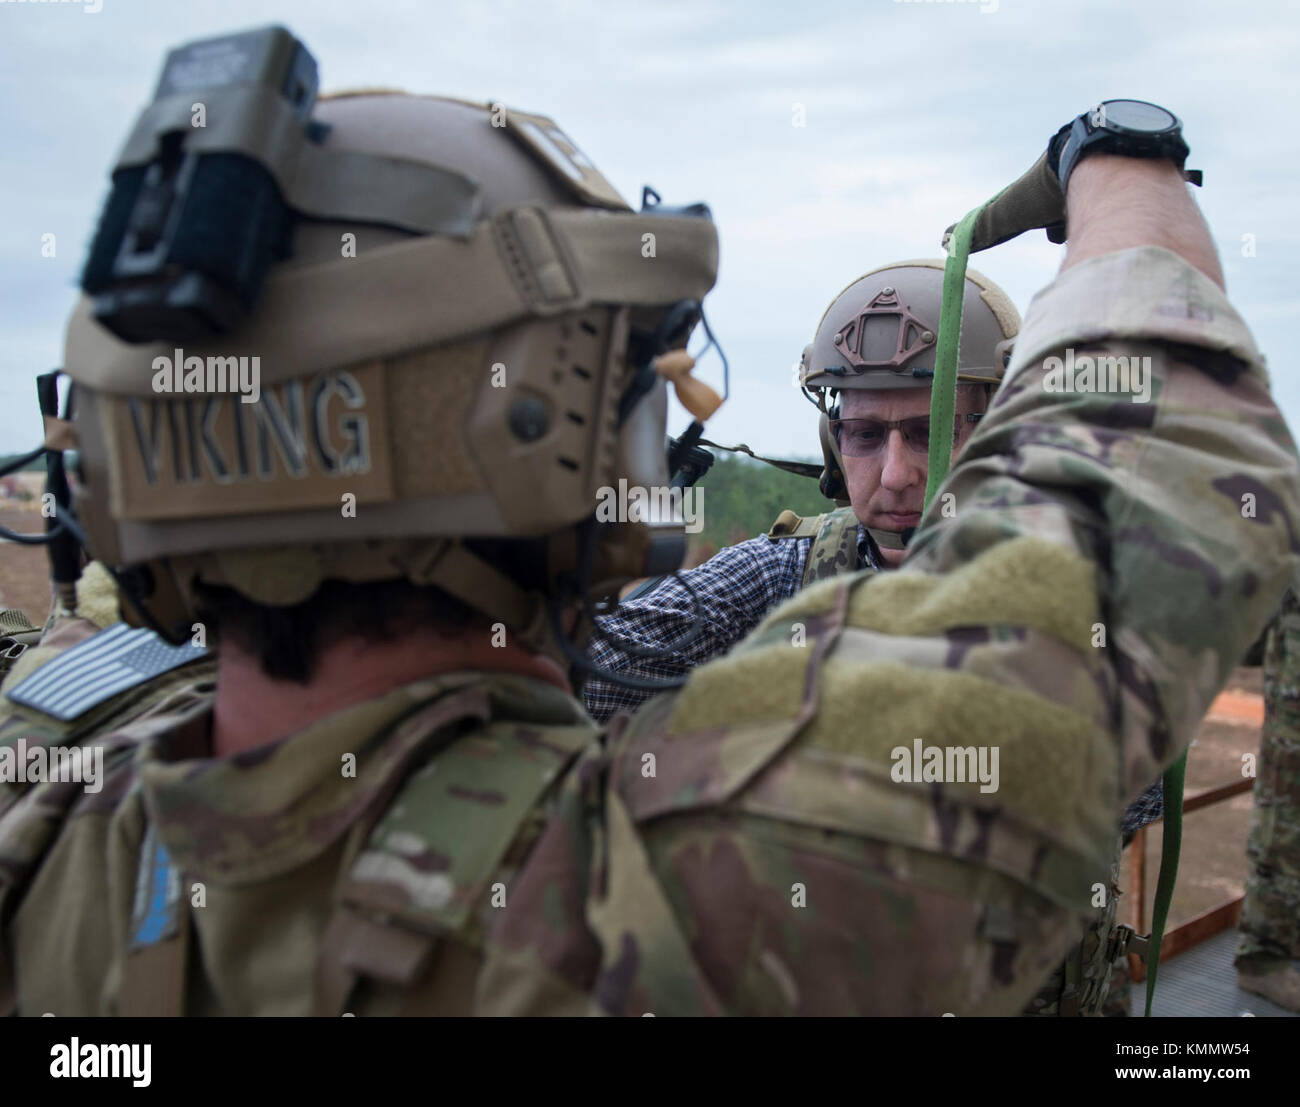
[837,384,987,567]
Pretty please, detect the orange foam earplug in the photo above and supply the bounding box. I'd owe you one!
[651,349,723,422]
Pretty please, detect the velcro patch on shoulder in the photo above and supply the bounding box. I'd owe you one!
[5,624,209,722]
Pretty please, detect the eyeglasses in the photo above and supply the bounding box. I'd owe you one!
[830,413,983,458]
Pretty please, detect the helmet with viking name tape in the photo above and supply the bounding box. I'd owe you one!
[61,25,720,665]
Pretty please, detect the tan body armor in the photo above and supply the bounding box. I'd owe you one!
[767,506,869,589]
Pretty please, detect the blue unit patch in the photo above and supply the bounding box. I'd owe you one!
[130,827,183,949]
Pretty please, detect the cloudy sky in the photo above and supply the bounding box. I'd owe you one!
[1,0,1296,462]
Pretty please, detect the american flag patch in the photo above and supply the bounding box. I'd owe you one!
[5,624,209,722]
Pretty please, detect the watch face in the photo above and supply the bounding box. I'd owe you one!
[1099,99,1178,134]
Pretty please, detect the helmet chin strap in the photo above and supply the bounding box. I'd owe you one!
[866,526,908,551]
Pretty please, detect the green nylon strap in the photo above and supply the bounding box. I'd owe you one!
[1144,751,1187,1016]
[924,205,980,512]
[932,189,1186,1016]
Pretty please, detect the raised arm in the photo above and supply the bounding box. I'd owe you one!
[1062,155,1223,287]
[485,125,1300,1017]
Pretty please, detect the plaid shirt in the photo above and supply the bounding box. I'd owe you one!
[583,527,1163,832]
[1121,778,1165,836]
[583,532,817,722]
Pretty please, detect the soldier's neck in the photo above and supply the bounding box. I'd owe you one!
[210,631,572,759]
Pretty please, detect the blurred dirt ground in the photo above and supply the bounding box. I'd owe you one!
[0,499,53,623]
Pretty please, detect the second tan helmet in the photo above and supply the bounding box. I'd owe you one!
[799,260,1020,503]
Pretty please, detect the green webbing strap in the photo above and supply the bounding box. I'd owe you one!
[932,190,1186,1016]
[1144,751,1187,1016]
[924,204,982,511]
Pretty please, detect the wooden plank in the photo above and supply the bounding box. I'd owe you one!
[1121,765,1256,982]
[1182,777,1254,815]
[1139,777,1255,825]
[1130,825,1147,934]
[1205,688,1265,727]
[1160,896,1244,961]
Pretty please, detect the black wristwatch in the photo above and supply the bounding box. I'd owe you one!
[1049,99,1203,194]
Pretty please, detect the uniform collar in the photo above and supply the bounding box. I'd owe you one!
[133,671,588,883]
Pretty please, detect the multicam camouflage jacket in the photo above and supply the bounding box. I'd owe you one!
[482,246,1300,1014]
[1237,586,1300,971]
[0,648,598,1015]
[1,246,1298,1015]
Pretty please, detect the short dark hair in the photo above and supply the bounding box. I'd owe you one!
[193,537,552,683]
[194,577,481,684]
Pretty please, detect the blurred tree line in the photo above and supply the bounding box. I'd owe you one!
[685,450,831,565]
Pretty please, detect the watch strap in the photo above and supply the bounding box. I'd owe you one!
[1055,108,1197,193]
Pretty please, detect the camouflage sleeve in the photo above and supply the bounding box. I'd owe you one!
[1237,586,1300,966]
[481,246,1300,1015]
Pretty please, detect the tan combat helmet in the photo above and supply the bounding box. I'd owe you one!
[799,260,1019,505]
[59,27,719,668]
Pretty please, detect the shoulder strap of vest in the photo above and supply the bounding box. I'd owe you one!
[109,685,495,1017]
[801,507,866,588]
[316,697,595,1014]
[766,509,826,541]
